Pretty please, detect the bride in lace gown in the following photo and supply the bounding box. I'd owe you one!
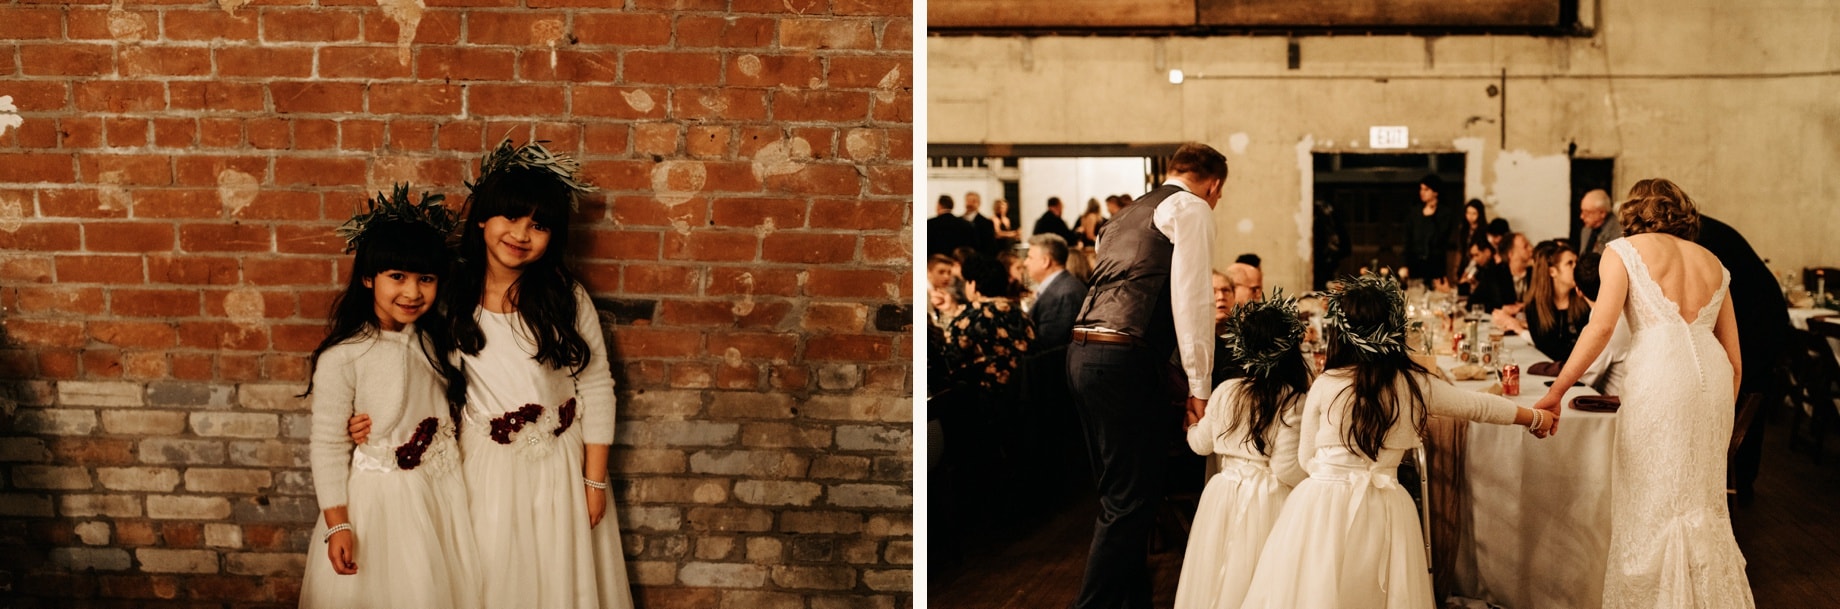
[1535,178,1754,608]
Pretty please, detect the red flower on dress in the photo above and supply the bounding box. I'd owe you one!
[488,404,546,444]
[554,398,577,436]
[394,417,439,470]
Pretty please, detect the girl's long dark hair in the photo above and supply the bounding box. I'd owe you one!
[1324,284,1429,461]
[1220,306,1313,456]
[303,220,469,421]
[449,166,590,374]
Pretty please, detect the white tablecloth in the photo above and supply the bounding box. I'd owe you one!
[1438,335,1617,609]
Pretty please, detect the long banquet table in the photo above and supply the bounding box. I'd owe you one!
[1435,334,1615,609]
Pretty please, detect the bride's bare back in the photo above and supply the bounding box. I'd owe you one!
[1620,233,1727,324]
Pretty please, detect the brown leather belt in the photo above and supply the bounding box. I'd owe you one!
[1072,328,1143,347]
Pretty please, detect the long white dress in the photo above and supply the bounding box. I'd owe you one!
[302,328,481,609]
[461,286,634,609]
[1601,238,1753,608]
[1174,379,1307,609]
[1240,369,1518,609]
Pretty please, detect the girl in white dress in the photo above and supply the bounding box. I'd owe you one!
[1240,275,1558,609]
[1174,295,1312,609]
[301,192,480,609]
[447,141,633,609]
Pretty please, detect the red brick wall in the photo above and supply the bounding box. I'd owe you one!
[0,1,913,606]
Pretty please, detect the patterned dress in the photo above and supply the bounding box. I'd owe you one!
[943,298,1035,393]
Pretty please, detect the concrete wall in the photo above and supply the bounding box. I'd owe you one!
[929,0,1840,292]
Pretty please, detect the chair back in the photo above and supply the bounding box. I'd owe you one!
[1729,392,1764,462]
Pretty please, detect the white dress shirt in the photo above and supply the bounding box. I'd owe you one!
[1580,314,1631,395]
[1156,177,1218,400]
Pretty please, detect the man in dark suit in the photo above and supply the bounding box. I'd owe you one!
[927,194,973,257]
[1032,196,1074,244]
[1696,215,1789,502]
[963,191,997,255]
[1463,238,1518,313]
[1026,233,1087,349]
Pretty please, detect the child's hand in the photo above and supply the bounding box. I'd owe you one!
[348,414,372,444]
[327,528,358,574]
[585,485,607,528]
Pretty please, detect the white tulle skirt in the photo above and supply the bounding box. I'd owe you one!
[1240,454,1431,609]
[1174,457,1290,609]
[300,451,481,609]
[462,419,634,609]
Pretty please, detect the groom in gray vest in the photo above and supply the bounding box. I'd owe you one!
[1068,143,1226,609]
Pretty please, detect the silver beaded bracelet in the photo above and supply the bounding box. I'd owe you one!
[323,523,353,543]
[583,477,609,490]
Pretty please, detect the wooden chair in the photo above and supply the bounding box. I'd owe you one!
[1728,392,1764,496]
[1791,318,1840,462]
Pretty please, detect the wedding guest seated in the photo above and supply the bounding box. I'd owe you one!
[1227,262,1264,304]
[1211,270,1242,388]
[941,255,1037,523]
[1572,251,1631,395]
[1485,218,1512,262]
[1025,233,1087,351]
[1524,242,1590,361]
[927,254,965,327]
[1461,238,1518,312]
[1505,232,1533,303]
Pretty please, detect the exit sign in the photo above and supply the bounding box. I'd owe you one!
[1370,126,1409,149]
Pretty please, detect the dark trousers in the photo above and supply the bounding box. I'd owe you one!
[1067,341,1175,609]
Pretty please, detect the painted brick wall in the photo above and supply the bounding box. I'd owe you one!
[0,0,914,607]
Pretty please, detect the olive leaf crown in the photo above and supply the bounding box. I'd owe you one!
[1220,290,1307,379]
[466,137,597,211]
[1324,273,1410,359]
[335,184,457,254]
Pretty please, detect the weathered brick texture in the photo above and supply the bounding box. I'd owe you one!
[0,0,913,606]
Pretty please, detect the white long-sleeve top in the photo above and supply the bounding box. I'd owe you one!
[1154,177,1218,400]
[309,326,451,509]
[461,284,617,446]
[1298,368,1520,472]
[1580,315,1631,395]
[1187,378,1308,487]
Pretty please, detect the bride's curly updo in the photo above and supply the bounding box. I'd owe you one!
[1618,178,1701,240]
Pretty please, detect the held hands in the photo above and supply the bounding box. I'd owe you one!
[1530,394,1564,438]
[1184,396,1207,428]
[348,414,372,444]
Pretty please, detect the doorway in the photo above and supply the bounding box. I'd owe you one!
[1311,152,1466,289]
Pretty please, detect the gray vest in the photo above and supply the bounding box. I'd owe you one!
[1074,184,1185,355]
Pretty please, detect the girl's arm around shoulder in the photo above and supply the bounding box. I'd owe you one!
[308,343,361,510]
[1270,393,1308,487]
[571,284,618,446]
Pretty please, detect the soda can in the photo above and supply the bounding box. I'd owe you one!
[1501,363,1521,396]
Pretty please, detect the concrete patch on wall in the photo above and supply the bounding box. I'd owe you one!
[0,96,22,139]
[875,67,902,104]
[217,169,258,217]
[751,138,812,181]
[1235,218,1254,234]
[107,3,148,44]
[1228,132,1250,155]
[730,272,757,317]
[622,90,657,114]
[737,55,763,78]
[376,0,424,66]
[1490,149,1571,242]
[223,289,265,327]
[532,19,564,70]
[651,160,707,207]
[97,171,129,213]
[0,193,25,233]
[1453,137,1487,206]
[218,0,251,16]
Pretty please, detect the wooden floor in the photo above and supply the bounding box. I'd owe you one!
[930,415,1840,608]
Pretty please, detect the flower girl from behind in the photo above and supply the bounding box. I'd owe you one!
[1173,294,1313,609]
[301,188,480,609]
[1239,275,1559,609]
